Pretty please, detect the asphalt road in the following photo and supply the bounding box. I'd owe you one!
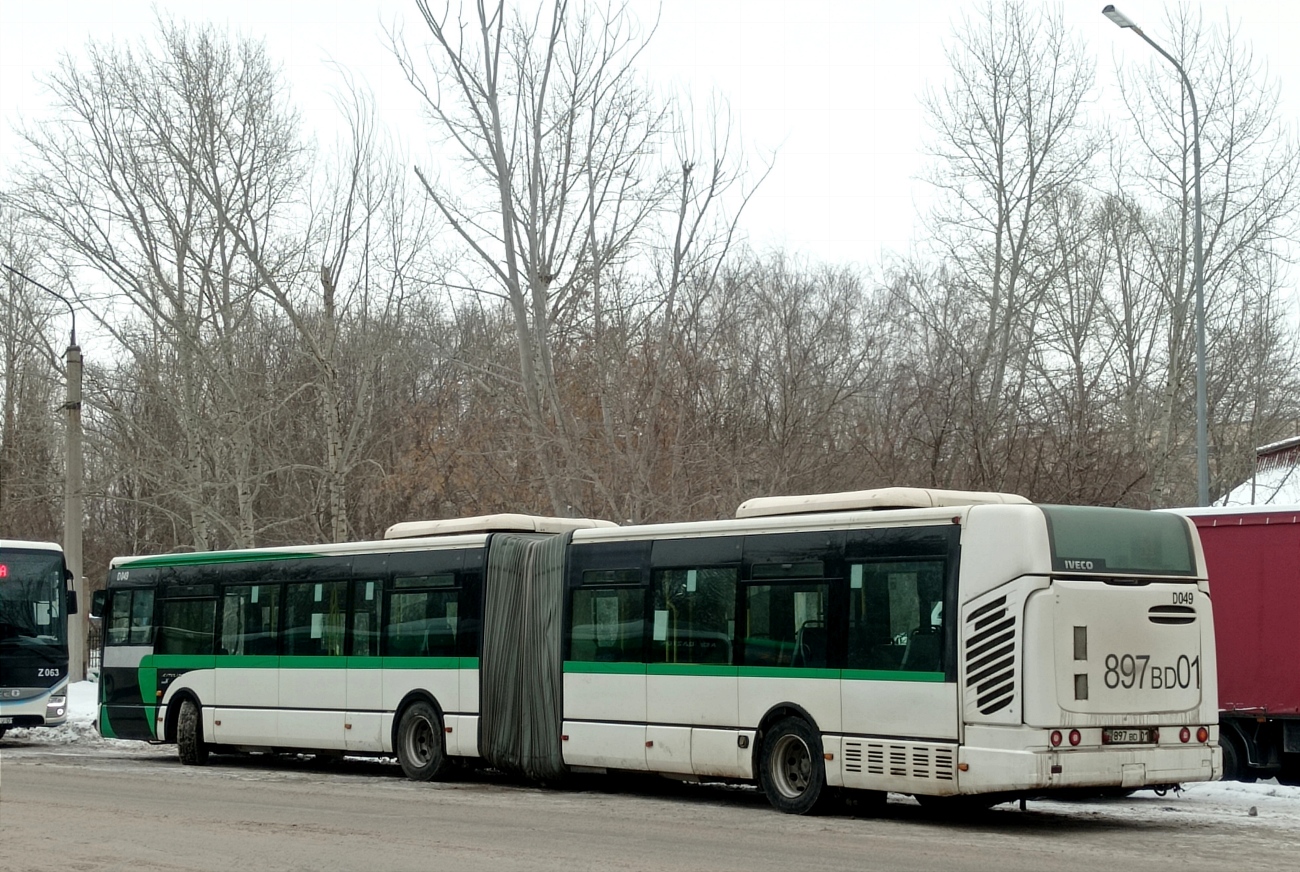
[0,743,1292,872]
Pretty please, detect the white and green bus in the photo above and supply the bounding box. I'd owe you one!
[95,489,1220,813]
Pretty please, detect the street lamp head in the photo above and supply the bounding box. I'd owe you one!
[1102,5,1137,29]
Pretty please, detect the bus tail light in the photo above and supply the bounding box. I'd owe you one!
[1050,730,1063,747]
[1068,729,1081,746]
[1179,727,1191,743]
[1196,726,1210,743]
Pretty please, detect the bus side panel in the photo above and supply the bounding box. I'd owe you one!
[212,658,279,745]
[562,666,648,770]
[645,669,739,775]
[841,678,958,742]
[345,656,383,752]
[279,661,347,751]
[738,673,841,735]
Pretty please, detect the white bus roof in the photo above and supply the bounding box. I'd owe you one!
[0,539,64,553]
[384,513,617,539]
[735,487,1031,519]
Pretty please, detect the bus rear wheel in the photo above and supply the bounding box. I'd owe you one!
[177,699,209,766]
[396,701,451,781]
[759,717,828,815]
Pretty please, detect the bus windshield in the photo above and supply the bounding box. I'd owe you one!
[0,550,68,645]
[1040,505,1197,577]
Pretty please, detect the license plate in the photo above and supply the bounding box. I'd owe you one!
[1103,727,1156,745]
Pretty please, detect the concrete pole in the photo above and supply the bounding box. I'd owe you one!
[65,343,86,681]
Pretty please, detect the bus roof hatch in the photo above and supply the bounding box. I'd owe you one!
[735,487,1031,519]
[384,514,618,539]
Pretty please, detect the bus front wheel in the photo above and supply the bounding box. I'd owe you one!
[759,716,828,814]
[396,701,451,781]
[177,699,209,766]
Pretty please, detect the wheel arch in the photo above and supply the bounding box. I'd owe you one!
[163,688,202,744]
[389,690,445,753]
[751,702,822,774]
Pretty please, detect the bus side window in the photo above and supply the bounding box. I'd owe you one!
[569,580,645,663]
[106,590,133,645]
[157,598,216,655]
[284,581,347,657]
[652,567,736,665]
[847,560,946,673]
[742,582,829,668]
[222,584,280,656]
[350,578,382,657]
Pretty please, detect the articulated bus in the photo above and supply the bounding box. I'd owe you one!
[0,540,76,738]
[95,489,1219,813]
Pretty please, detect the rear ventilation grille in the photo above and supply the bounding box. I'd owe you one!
[843,740,954,781]
[1148,605,1196,625]
[965,595,1016,714]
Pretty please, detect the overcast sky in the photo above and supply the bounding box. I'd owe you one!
[3,0,1300,269]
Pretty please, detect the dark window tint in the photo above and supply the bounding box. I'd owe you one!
[569,587,645,663]
[652,567,736,665]
[742,582,829,668]
[106,588,154,646]
[351,578,382,657]
[846,560,946,673]
[157,599,216,655]
[284,581,348,657]
[221,584,280,656]
[387,588,460,657]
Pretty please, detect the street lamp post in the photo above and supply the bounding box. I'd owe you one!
[2,264,85,680]
[1102,5,1209,507]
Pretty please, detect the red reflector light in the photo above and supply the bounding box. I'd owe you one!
[1069,729,1082,746]
[1050,730,1063,747]
[1179,727,1191,743]
[1197,726,1210,743]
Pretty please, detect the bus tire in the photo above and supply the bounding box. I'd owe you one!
[758,716,828,815]
[177,699,209,766]
[396,701,450,782]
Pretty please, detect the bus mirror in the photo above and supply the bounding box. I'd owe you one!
[68,589,79,616]
[90,589,106,619]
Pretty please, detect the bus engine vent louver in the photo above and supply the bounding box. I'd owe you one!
[1147,605,1196,625]
[843,741,954,781]
[965,595,1016,715]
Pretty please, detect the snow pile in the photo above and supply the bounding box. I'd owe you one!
[3,679,132,747]
[1218,458,1300,506]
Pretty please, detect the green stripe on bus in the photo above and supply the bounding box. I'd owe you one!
[646,664,739,677]
[842,669,946,683]
[564,661,647,675]
[739,666,840,680]
[119,551,319,568]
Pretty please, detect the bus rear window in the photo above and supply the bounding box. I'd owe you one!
[1040,505,1196,577]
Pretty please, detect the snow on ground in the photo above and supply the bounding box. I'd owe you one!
[7,681,1300,829]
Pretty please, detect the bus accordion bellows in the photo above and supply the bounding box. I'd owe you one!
[1,539,76,739]
[94,489,1220,813]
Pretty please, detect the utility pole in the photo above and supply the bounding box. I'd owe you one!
[2,264,85,679]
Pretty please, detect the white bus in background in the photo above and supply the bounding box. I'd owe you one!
[0,540,76,739]
[95,489,1219,814]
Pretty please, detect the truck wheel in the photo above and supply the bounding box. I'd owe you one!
[1278,755,1300,787]
[177,699,209,766]
[758,716,829,814]
[1219,732,1254,783]
[396,701,451,781]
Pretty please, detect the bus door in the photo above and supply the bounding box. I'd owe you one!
[100,583,157,740]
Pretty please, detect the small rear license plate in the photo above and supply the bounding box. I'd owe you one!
[1103,727,1156,745]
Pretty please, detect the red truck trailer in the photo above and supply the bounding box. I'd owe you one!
[1176,507,1300,783]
